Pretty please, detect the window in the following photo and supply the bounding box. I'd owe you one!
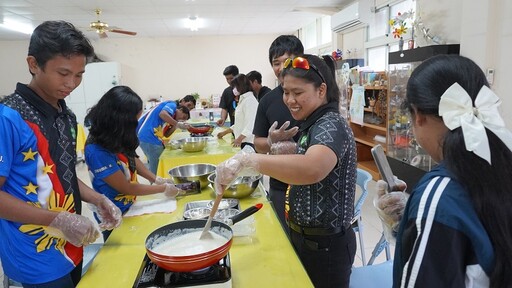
[366,0,416,70]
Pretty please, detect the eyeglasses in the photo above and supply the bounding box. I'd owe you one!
[283,57,326,84]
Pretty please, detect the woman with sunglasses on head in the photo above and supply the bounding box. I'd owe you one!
[375,55,512,287]
[215,54,357,288]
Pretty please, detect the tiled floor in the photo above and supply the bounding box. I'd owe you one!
[0,164,392,286]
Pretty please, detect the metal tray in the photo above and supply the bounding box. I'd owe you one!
[183,199,239,220]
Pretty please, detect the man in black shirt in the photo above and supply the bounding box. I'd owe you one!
[217,65,238,126]
[247,70,272,101]
[252,35,304,231]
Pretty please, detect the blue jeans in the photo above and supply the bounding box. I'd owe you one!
[139,141,164,174]
[21,262,82,288]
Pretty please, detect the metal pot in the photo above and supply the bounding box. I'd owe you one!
[145,219,233,272]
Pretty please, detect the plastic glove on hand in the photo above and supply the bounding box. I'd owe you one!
[164,183,184,198]
[46,212,100,247]
[95,194,122,231]
[270,141,297,155]
[374,178,408,243]
[267,121,299,146]
[154,176,174,185]
[176,122,190,130]
[215,146,259,189]
[375,179,407,222]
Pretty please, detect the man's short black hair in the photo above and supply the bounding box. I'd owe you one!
[223,65,239,76]
[28,21,94,74]
[268,35,304,65]
[246,70,262,84]
[181,95,197,106]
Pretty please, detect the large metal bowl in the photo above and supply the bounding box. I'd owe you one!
[165,139,184,150]
[181,137,208,152]
[168,163,216,189]
[208,173,262,198]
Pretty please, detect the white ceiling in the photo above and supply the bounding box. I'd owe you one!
[0,0,352,40]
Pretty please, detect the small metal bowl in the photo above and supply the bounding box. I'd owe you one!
[183,207,212,220]
[208,173,262,198]
[214,208,240,222]
[207,199,238,210]
[168,163,216,189]
[181,137,208,152]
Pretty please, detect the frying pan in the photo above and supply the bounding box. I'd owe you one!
[145,204,263,272]
[187,124,212,134]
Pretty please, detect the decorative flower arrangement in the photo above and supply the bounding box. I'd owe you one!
[389,11,414,39]
[331,48,342,61]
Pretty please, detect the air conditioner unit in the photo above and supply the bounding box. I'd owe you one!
[331,1,369,33]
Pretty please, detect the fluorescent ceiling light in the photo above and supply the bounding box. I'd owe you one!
[187,16,199,31]
[0,19,33,34]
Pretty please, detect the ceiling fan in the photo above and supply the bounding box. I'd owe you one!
[89,9,137,38]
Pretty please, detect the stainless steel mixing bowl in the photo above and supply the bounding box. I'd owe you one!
[208,173,262,198]
[168,163,216,189]
[181,138,208,152]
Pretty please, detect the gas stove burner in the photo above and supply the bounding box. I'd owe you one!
[134,253,231,288]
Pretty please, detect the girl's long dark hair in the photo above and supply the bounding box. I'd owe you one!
[405,54,512,287]
[86,86,143,157]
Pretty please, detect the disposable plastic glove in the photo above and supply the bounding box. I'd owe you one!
[164,183,184,198]
[270,141,297,155]
[267,121,299,147]
[373,178,408,244]
[215,146,260,194]
[176,121,190,130]
[154,176,174,185]
[46,212,100,247]
[94,194,122,231]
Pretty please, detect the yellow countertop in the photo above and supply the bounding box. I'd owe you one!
[78,185,314,288]
[157,131,239,177]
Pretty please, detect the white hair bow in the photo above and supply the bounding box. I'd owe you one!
[439,83,512,164]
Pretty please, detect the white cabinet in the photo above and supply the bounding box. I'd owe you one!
[67,62,121,125]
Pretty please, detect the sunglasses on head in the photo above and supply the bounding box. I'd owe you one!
[283,57,326,84]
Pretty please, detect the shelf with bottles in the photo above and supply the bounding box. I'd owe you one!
[387,45,460,177]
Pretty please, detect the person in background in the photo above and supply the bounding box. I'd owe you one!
[247,70,272,101]
[137,98,192,174]
[217,74,259,149]
[0,20,121,287]
[217,65,239,126]
[178,95,197,110]
[216,54,357,288]
[85,86,184,241]
[252,35,304,230]
[375,55,512,287]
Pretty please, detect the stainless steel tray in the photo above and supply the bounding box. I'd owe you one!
[183,199,239,220]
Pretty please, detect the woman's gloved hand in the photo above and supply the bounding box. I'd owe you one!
[270,141,297,155]
[46,212,100,247]
[373,178,408,243]
[164,183,184,198]
[154,176,174,185]
[216,146,260,192]
[94,194,123,231]
[267,121,299,147]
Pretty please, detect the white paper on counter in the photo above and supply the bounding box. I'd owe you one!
[124,197,177,217]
